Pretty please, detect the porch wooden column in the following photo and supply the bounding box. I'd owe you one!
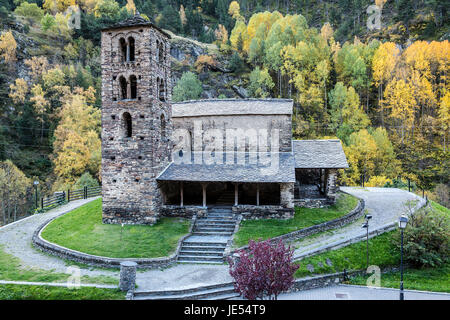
[180,181,184,207]
[234,183,238,206]
[202,183,207,208]
[256,184,260,206]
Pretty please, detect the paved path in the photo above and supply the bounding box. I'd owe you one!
[293,187,424,259]
[0,197,116,279]
[276,284,450,300]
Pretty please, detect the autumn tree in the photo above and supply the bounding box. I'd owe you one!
[0,30,17,66]
[25,56,49,81]
[0,160,30,225]
[52,93,101,186]
[30,84,49,141]
[228,239,299,300]
[372,42,400,124]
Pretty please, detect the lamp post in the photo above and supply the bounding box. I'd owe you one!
[33,180,39,209]
[362,214,372,268]
[398,215,409,301]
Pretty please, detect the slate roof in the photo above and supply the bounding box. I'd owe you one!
[172,99,293,117]
[102,13,171,38]
[293,140,349,169]
[157,152,295,183]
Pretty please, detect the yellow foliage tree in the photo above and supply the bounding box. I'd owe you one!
[0,30,17,66]
[382,79,417,144]
[228,1,242,21]
[53,93,101,184]
[9,78,28,105]
[125,0,136,14]
[43,0,76,13]
[25,56,49,81]
[194,55,217,73]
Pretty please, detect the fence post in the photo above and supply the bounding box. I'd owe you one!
[67,189,70,202]
[62,191,65,204]
[41,197,43,210]
[84,186,87,199]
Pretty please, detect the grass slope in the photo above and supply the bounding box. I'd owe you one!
[294,231,399,278]
[0,245,116,285]
[41,198,190,258]
[0,284,125,300]
[295,201,449,292]
[233,193,359,247]
[349,263,450,293]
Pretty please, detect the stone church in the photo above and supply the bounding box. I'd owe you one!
[100,14,348,225]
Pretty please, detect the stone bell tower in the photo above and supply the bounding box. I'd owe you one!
[100,14,172,225]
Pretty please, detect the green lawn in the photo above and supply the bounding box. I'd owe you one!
[41,198,191,258]
[0,284,125,300]
[348,263,450,293]
[233,193,359,247]
[294,231,399,278]
[294,201,449,292]
[0,245,117,285]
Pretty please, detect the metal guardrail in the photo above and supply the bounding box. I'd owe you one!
[40,186,101,211]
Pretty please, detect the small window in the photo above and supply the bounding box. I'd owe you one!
[158,42,164,63]
[130,75,137,99]
[110,156,115,160]
[111,115,116,120]
[140,115,145,119]
[128,37,135,62]
[119,38,127,62]
[161,113,166,139]
[123,112,132,138]
[119,76,127,100]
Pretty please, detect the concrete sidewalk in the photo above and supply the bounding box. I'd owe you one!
[277,284,450,300]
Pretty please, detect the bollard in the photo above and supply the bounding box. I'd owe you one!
[119,261,137,292]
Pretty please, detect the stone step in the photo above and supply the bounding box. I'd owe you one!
[177,259,225,265]
[192,231,233,236]
[133,284,237,300]
[177,255,224,262]
[196,220,236,224]
[205,215,235,219]
[195,227,235,232]
[181,245,227,252]
[179,250,223,257]
[195,223,236,228]
[181,241,227,247]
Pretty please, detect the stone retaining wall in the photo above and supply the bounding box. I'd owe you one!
[227,192,365,256]
[294,198,333,208]
[32,211,196,269]
[232,205,294,220]
[160,205,207,218]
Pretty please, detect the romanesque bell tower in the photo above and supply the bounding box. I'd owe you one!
[100,14,172,225]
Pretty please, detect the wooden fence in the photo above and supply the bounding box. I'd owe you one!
[40,186,101,211]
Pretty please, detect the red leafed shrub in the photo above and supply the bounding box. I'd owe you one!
[228,239,299,300]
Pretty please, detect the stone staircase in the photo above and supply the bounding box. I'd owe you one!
[177,207,237,264]
[133,282,240,300]
[215,190,235,206]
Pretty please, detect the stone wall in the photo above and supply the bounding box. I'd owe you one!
[294,198,333,208]
[232,205,294,220]
[171,100,293,153]
[160,205,207,218]
[101,24,172,225]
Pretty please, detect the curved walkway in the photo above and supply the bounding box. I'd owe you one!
[0,187,424,292]
[0,197,116,279]
[293,187,424,259]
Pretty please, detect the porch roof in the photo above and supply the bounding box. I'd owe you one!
[293,139,349,169]
[156,152,295,183]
